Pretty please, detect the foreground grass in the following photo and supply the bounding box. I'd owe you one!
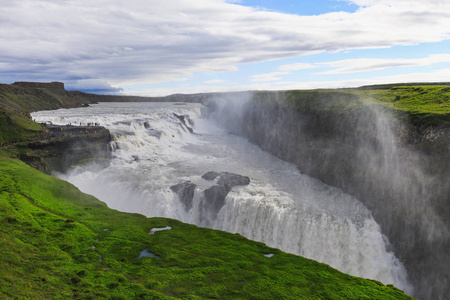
[0,157,413,299]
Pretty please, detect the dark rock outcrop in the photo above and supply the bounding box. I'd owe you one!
[23,126,111,174]
[202,171,250,187]
[173,113,194,133]
[201,171,221,180]
[199,171,250,226]
[170,181,196,211]
[217,172,250,188]
[13,81,66,95]
[171,172,251,215]
[202,185,230,215]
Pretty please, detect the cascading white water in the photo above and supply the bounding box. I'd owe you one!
[31,102,413,294]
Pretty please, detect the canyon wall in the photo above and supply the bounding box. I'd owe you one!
[206,91,450,300]
[21,126,112,174]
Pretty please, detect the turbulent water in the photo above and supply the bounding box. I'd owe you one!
[32,102,413,294]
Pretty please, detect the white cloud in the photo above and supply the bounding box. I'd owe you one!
[278,63,317,72]
[319,54,450,74]
[205,79,226,84]
[279,68,450,90]
[0,0,450,90]
[251,72,288,82]
[125,68,450,96]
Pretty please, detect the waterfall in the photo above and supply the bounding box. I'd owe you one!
[31,102,413,295]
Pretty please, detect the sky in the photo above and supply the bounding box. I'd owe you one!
[1,0,450,96]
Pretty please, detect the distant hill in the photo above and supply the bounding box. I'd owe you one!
[2,81,449,144]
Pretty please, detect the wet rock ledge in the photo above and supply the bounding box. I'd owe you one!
[21,125,112,174]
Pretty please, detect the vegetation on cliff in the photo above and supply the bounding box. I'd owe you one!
[0,158,413,299]
[279,84,450,126]
[365,85,450,125]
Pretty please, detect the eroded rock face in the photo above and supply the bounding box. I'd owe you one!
[201,171,221,181]
[24,126,112,174]
[173,113,194,133]
[198,171,251,226]
[171,172,251,226]
[202,171,250,188]
[202,185,230,216]
[170,181,196,211]
[217,172,250,188]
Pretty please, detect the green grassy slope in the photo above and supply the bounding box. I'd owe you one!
[0,85,50,143]
[0,82,94,144]
[364,85,450,125]
[279,85,450,126]
[0,158,413,299]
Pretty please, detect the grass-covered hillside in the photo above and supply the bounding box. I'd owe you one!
[280,84,450,126]
[0,158,413,299]
[363,85,450,126]
[0,83,70,143]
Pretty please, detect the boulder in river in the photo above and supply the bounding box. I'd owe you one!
[199,171,251,226]
[199,184,230,227]
[217,172,250,188]
[170,181,196,211]
[202,171,250,187]
[201,171,221,181]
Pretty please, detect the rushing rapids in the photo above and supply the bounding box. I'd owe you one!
[32,102,413,294]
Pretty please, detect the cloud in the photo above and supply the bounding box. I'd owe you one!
[1,0,450,91]
[126,68,450,97]
[318,54,450,74]
[66,79,123,94]
[251,62,317,82]
[301,68,450,89]
[251,72,288,82]
[278,63,317,72]
[205,79,226,84]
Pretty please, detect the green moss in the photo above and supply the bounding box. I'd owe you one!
[0,157,414,299]
[365,86,450,125]
[0,84,66,143]
[271,85,450,127]
[0,112,44,142]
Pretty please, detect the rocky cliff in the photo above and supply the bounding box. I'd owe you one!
[1,82,113,173]
[20,125,112,174]
[206,89,450,300]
